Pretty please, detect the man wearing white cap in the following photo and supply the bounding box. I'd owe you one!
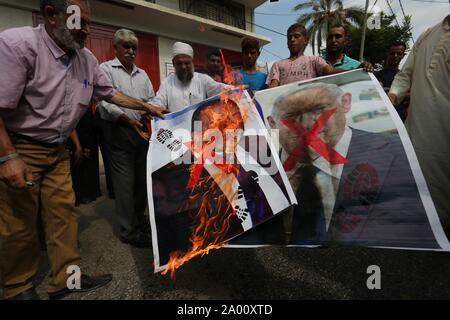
[152,42,226,113]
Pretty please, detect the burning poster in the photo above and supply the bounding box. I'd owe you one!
[147,90,297,274]
[230,70,450,251]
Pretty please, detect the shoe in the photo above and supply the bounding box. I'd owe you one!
[119,231,151,248]
[48,274,112,300]
[8,288,40,300]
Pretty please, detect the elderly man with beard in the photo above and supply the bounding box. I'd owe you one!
[0,0,165,300]
[152,42,226,113]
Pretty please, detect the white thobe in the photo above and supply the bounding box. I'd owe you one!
[389,15,450,227]
[151,72,224,113]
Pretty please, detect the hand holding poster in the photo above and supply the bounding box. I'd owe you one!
[147,90,296,275]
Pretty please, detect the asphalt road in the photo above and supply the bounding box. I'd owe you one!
[1,175,450,300]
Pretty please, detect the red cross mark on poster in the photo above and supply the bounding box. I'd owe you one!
[184,139,239,189]
[281,108,348,171]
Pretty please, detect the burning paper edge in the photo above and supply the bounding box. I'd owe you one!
[146,133,164,273]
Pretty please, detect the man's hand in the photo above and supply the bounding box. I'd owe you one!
[0,157,33,189]
[109,92,167,119]
[388,93,398,106]
[129,119,150,141]
[359,61,374,72]
[268,79,280,88]
[74,146,84,165]
[141,103,168,121]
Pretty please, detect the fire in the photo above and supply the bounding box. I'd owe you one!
[161,50,258,278]
[162,94,248,278]
[161,167,238,278]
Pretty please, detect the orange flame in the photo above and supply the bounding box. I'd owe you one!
[161,49,258,277]
[161,168,238,278]
[162,93,249,278]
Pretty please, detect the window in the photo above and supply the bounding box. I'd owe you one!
[179,0,245,30]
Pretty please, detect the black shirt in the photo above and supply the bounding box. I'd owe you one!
[374,68,399,92]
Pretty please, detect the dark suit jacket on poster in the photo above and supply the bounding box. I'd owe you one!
[152,136,292,265]
[289,128,440,248]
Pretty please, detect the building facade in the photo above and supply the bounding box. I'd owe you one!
[0,0,271,89]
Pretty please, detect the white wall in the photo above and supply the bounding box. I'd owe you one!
[155,0,179,10]
[158,37,177,83]
[0,5,33,31]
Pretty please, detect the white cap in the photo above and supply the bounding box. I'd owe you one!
[172,42,194,59]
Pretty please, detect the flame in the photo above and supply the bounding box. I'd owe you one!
[162,167,238,278]
[162,94,246,278]
[161,50,260,278]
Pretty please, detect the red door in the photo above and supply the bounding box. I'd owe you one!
[33,14,161,90]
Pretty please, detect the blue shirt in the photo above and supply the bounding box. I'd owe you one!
[324,54,361,69]
[234,70,267,120]
[239,70,267,91]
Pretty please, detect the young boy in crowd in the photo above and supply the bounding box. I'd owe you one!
[267,23,372,87]
[237,37,267,93]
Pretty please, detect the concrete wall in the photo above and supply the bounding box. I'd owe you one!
[157,0,255,33]
[0,5,33,32]
[158,37,176,82]
[245,7,254,33]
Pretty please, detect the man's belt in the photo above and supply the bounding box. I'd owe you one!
[8,132,64,148]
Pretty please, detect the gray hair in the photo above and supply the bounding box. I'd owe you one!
[271,83,344,120]
[113,29,138,47]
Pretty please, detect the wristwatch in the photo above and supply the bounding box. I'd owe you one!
[0,153,20,165]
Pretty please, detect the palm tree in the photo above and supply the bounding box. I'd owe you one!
[293,0,365,55]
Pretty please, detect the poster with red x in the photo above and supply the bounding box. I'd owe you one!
[230,70,450,251]
[147,89,297,275]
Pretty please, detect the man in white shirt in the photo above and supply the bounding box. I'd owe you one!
[151,42,225,113]
[267,83,440,248]
[97,29,154,248]
[389,15,450,236]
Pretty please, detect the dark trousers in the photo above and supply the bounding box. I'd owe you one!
[69,110,101,205]
[104,124,148,239]
[95,111,115,199]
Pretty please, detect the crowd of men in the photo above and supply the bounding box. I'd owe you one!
[0,0,448,300]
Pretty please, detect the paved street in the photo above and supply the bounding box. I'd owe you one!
[1,170,450,300]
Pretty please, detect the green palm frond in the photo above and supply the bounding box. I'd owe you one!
[307,22,322,55]
[308,25,317,55]
[293,1,315,12]
[334,0,344,10]
[297,14,314,27]
[292,0,369,55]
